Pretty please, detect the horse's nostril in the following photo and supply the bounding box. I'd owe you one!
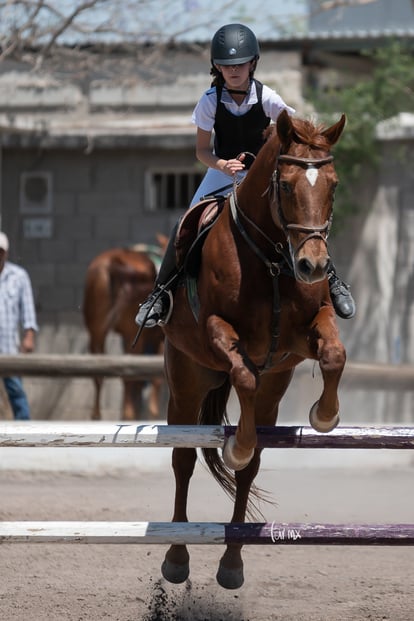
[297,258,314,277]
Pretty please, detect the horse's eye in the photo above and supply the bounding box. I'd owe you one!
[280,180,292,194]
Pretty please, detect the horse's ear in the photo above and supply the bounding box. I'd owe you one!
[276,109,294,146]
[322,114,346,146]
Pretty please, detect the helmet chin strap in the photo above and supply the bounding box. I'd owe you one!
[226,88,249,95]
[224,79,252,96]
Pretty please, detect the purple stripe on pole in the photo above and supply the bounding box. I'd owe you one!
[223,426,414,449]
[224,523,414,545]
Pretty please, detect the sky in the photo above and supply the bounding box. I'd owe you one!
[171,0,308,41]
[8,1,412,47]
[0,0,308,45]
[76,0,308,44]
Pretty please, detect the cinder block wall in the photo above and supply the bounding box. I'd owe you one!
[2,146,191,322]
[0,145,191,419]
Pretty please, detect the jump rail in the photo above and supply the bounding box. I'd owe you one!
[1,422,413,548]
[1,521,413,545]
[0,421,414,449]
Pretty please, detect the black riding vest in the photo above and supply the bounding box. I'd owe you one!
[213,79,270,168]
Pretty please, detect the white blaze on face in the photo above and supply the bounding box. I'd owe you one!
[305,167,318,186]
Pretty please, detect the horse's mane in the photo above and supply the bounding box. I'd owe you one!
[265,117,332,150]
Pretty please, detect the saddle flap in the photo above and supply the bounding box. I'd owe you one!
[175,197,225,268]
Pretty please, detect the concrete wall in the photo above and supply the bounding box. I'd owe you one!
[3,124,414,422]
[1,144,195,324]
[0,46,412,422]
[0,143,194,420]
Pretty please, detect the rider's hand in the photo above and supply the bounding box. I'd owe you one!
[220,154,246,176]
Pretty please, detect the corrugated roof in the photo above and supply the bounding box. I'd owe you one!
[308,0,414,36]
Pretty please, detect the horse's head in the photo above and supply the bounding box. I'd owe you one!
[272,110,346,284]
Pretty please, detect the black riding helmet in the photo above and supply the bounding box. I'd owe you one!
[211,23,260,66]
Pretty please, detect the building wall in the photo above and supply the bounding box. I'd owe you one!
[1,144,196,327]
[2,129,413,421]
[1,143,198,420]
[0,43,411,421]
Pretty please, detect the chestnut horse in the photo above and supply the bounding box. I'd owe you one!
[160,110,347,589]
[83,240,166,420]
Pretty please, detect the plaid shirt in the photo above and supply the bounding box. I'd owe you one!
[0,261,38,354]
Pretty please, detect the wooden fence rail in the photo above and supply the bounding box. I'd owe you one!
[0,355,414,390]
[0,354,164,380]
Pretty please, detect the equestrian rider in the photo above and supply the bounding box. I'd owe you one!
[136,23,356,328]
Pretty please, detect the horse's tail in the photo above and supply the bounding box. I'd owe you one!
[199,378,266,520]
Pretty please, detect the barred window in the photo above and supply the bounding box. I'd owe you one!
[146,170,204,211]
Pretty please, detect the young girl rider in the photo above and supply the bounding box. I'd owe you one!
[136,23,355,328]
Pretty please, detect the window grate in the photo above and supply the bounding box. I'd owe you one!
[147,170,204,211]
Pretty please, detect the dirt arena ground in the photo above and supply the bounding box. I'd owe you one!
[0,449,413,621]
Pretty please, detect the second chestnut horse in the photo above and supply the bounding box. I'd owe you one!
[83,240,166,420]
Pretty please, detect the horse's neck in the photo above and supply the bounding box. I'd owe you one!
[236,136,280,226]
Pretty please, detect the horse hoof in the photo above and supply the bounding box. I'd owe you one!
[309,400,339,433]
[216,562,244,590]
[161,559,190,584]
[222,436,254,471]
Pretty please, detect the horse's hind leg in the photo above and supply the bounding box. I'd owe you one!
[147,376,163,419]
[92,377,102,420]
[216,450,261,589]
[161,447,197,583]
[122,379,145,420]
[88,338,105,420]
[217,371,293,589]
[161,342,211,583]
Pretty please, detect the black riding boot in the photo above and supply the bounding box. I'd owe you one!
[135,223,179,328]
[328,263,356,319]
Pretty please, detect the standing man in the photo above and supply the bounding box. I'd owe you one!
[0,231,38,420]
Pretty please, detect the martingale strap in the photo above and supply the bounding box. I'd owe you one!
[229,193,292,371]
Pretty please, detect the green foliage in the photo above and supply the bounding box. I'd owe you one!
[308,41,414,223]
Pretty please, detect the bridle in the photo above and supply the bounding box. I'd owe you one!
[229,149,336,371]
[273,153,334,258]
[230,151,335,271]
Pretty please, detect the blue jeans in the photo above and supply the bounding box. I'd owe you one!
[3,377,31,420]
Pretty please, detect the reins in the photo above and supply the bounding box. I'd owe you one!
[230,152,294,273]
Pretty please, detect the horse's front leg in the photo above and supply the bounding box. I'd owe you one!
[161,446,197,583]
[207,315,258,471]
[308,306,346,432]
[216,450,262,589]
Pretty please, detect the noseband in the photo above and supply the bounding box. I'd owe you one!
[274,153,334,255]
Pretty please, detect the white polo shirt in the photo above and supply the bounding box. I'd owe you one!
[192,80,295,131]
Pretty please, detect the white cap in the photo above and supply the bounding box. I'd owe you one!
[0,231,9,251]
